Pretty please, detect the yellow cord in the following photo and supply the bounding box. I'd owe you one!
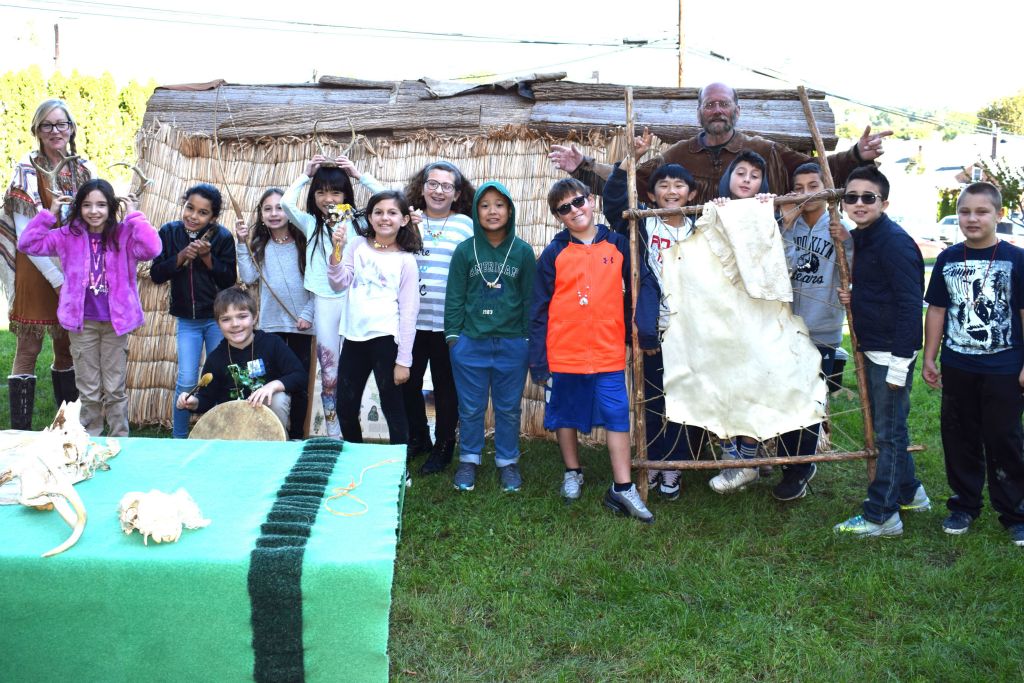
[324,457,403,517]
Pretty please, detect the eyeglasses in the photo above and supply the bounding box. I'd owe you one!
[38,121,71,134]
[700,100,734,112]
[555,195,589,216]
[842,192,883,205]
[425,179,456,193]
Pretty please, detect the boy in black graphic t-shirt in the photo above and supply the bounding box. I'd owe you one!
[923,182,1024,546]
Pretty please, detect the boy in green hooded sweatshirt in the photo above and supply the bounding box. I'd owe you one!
[445,182,537,493]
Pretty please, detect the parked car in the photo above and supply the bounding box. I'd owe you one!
[936,215,959,244]
[996,220,1024,249]
[900,222,946,259]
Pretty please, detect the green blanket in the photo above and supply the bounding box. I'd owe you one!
[0,437,404,682]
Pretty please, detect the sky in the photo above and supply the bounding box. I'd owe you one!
[2,0,1023,117]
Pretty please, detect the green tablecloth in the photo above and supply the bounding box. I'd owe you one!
[0,437,404,682]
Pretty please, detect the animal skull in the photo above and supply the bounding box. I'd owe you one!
[118,489,210,546]
[0,400,120,557]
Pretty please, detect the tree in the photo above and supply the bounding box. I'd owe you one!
[975,157,1024,216]
[978,89,1024,135]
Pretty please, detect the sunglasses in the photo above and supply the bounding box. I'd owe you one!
[555,194,589,216]
[842,192,883,205]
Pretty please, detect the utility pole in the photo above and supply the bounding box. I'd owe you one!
[677,0,685,87]
[53,23,60,72]
[991,122,999,160]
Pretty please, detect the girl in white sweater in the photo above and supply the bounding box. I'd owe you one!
[282,155,383,437]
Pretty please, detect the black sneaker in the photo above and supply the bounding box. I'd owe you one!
[1009,524,1024,547]
[419,439,455,475]
[942,511,973,535]
[771,463,816,501]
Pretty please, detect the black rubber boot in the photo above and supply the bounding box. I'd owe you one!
[419,439,455,475]
[8,374,36,431]
[51,366,79,406]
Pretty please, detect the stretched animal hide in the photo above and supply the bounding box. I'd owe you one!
[661,200,826,440]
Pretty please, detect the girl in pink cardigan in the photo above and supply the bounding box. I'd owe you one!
[18,178,161,436]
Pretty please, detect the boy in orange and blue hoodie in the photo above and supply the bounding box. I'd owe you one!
[530,178,659,522]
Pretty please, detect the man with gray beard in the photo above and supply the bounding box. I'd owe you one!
[549,82,892,204]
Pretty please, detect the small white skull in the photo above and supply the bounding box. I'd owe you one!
[118,489,210,546]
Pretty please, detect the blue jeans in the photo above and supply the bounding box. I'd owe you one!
[450,336,528,467]
[862,355,921,522]
[173,317,224,438]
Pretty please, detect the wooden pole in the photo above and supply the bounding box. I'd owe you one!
[623,189,846,220]
[624,87,650,502]
[304,336,317,437]
[677,0,685,87]
[635,445,921,470]
[797,85,876,481]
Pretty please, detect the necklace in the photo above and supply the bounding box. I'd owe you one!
[964,241,999,305]
[270,231,292,244]
[226,341,256,398]
[656,217,687,244]
[472,236,515,288]
[423,213,449,241]
[373,239,395,250]
[576,246,592,306]
[86,234,109,295]
[186,228,199,239]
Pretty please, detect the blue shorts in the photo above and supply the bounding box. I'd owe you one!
[544,370,630,433]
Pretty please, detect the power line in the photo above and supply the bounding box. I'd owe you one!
[685,45,1004,136]
[451,39,673,82]
[7,0,655,47]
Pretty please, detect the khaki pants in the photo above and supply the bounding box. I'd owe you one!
[269,391,291,435]
[68,320,129,436]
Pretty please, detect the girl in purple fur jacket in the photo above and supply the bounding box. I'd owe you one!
[18,179,161,436]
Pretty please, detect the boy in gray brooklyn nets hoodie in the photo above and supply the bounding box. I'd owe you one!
[770,162,853,501]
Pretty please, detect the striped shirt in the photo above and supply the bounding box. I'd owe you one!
[414,213,473,331]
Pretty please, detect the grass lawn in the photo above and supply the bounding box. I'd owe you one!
[2,327,1022,681]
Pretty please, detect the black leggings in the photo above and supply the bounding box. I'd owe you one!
[336,336,408,445]
[402,330,459,443]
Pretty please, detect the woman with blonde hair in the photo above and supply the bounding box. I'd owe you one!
[4,98,95,429]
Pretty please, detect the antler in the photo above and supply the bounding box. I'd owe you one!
[30,152,79,200]
[312,118,376,163]
[108,161,154,197]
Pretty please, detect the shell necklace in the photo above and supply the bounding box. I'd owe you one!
[473,236,514,288]
[423,213,449,241]
[86,233,109,295]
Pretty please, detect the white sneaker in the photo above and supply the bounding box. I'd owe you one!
[603,484,655,523]
[709,466,758,494]
[899,484,931,512]
[561,470,584,501]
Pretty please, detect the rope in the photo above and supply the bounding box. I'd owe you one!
[324,457,404,517]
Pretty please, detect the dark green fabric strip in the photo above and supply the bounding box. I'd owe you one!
[249,437,343,683]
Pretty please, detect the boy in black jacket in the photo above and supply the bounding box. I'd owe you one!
[177,287,306,436]
[833,166,929,537]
